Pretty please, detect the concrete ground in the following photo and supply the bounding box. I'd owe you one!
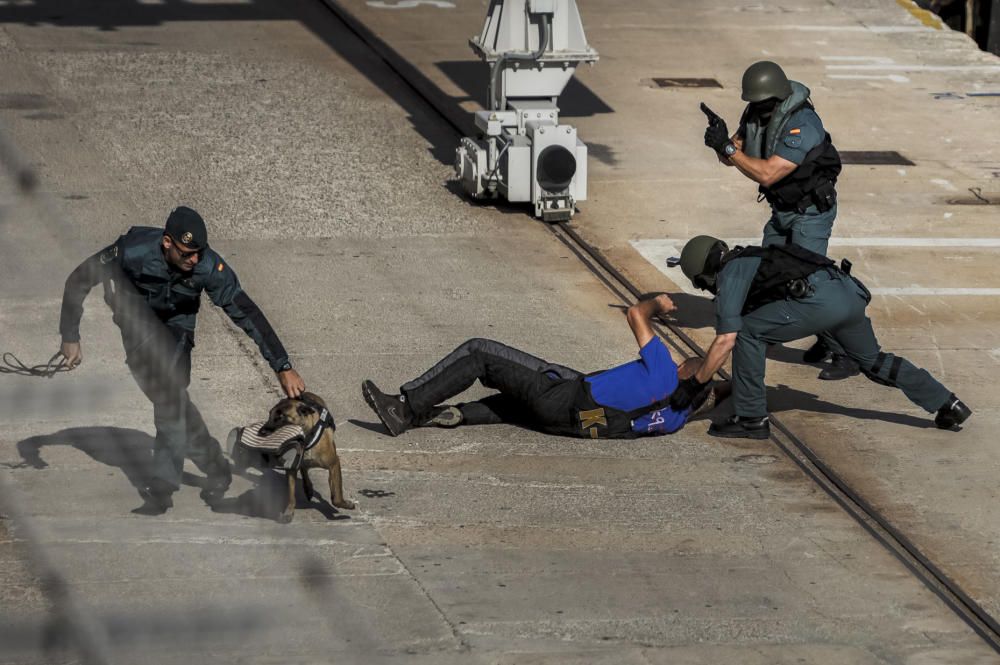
[321,0,1000,641]
[0,0,997,663]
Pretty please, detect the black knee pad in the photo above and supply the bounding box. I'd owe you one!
[862,352,901,387]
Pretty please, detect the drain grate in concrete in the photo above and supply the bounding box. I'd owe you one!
[649,77,722,88]
[840,150,914,166]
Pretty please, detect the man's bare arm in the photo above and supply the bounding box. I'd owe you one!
[626,294,675,350]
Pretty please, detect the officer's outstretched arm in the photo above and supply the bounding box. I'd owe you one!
[695,332,737,384]
[204,259,303,396]
[626,294,675,350]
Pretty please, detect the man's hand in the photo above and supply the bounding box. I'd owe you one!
[58,341,83,368]
[704,122,732,156]
[278,368,305,398]
[626,294,676,350]
[652,294,676,316]
[668,376,708,411]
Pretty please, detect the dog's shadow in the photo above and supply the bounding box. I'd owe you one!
[348,418,391,435]
[210,469,351,522]
[15,426,203,492]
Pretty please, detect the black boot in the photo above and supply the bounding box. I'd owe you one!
[133,479,175,516]
[803,338,831,363]
[708,415,771,440]
[200,458,232,506]
[818,354,860,381]
[362,380,414,436]
[935,394,972,430]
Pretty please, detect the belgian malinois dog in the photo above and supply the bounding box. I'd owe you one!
[258,392,356,523]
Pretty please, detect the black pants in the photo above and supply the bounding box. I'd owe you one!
[401,338,585,431]
[107,278,229,492]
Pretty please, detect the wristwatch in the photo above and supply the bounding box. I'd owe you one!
[278,361,293,373]
[723,142,737,157]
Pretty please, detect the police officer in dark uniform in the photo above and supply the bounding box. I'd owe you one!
[703,60,858,381]
[360,295,727,439]
[56,207,304,514]
[666,235,972,438]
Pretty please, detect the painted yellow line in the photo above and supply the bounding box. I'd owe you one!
[895,0,943,30]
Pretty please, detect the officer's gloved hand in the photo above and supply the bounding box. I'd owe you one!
[704,121,731,156]
[669,376,709,411]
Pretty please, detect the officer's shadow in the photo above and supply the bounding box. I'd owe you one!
[15,427,348,521]
[764,383,935,428]
[609,292,718,331]
[15,426,204,494]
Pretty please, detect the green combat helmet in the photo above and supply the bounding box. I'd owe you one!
[680,235,728,291]
[741,61,793,103]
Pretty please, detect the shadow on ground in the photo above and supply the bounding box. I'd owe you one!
[211,469,351,523]
[766,383,934,429]
[15,427,203,490]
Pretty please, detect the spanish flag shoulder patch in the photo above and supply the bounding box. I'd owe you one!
[789,128,801,135]
[218,263,225,272]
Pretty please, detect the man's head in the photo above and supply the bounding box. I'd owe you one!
[162,206,208,273]
[680,235,729,294]
[741,61,792,122]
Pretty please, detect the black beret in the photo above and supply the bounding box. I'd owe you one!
[165,206,208,250]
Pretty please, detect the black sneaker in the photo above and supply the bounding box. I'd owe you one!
[420,405,463,428]
[818,354,860,381]
[708,415,771,440]
[803,338,831,363]
[935,394,972,430]
[362,380,414,436]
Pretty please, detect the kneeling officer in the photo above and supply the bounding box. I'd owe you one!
[668,235,972,438]
[56,207,304,514]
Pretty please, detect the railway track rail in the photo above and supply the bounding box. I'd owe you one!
[316,0,1000,653]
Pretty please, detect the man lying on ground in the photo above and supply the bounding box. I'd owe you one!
[362,295,728,439]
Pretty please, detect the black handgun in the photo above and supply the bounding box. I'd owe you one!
[700,102,723,127]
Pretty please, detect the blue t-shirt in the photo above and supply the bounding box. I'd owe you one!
[585,337,688,435]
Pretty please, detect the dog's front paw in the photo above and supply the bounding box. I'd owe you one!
[277,511,294,524]
[334,499,357,510]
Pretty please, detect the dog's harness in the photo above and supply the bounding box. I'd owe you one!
[228,397,337,473]
[275,396,336,472]
[297,395,336,453]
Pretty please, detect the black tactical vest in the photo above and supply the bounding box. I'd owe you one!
[722,244,836,315]
[759,132,842,213]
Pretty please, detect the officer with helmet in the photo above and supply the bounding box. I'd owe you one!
[666,235,971,439]
[55,207,305,514]
[703,60,858,381]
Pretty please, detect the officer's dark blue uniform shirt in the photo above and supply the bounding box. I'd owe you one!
[714,255,763,334]
[585,336,689,435]
[769,107,825,165]
[59,226,289,372]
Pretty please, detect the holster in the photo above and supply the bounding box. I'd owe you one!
[810,180,837,213]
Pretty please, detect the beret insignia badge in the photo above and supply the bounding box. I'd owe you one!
[181,231,193,244]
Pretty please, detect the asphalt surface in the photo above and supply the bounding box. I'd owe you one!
[1,1,998,663]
